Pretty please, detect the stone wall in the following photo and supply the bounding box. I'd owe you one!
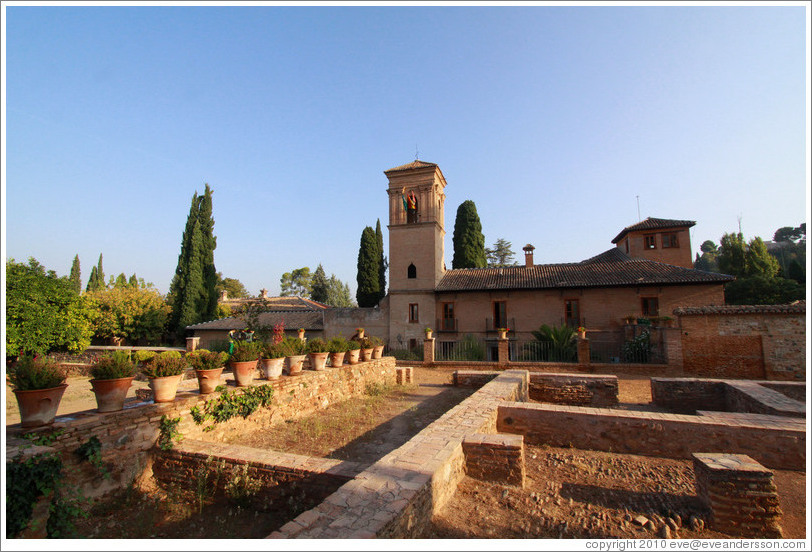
[496,402,804,470]
[651,378,728,414]
[6,358,397,502]
[323,301,389,341]
[675,304,806,381]
[527,373,618,407]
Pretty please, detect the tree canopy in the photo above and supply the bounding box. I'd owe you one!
[69,254,81,294]
[486,238,518,268]
[376,219,387,301]
[86,285,170,344]
[451,200,486,269]
[6,258,95,355]
[216,273,250,299]
[311,264,355,307]
[356,226,382,307]
[168,184,219,337]
[86,253,106,292]
[280,267,312,297]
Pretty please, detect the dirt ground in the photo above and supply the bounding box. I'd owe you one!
[6,365,805,539]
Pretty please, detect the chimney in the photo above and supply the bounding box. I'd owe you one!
[523,244,535,267]
[260,288,268,299]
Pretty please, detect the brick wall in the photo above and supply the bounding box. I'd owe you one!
[676,304,806,381]
[6,358,397,503]
[496,402,804,470]
[527,373,618,407]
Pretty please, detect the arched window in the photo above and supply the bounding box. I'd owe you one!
[407,263,417,279]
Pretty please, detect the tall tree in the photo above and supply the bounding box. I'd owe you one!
[168,184,218,336]
[486,238,518,267]
[86,253,106,292]
[717,233,747,276]
[375,219,387,302]
[280,267,312,297]
[310,264,329,303]
[326,275,355,307]
[215,274,250,299]
[69,254,81,294]
[744,237,779,278]
[452,200,486,269]
[694,240,719,272]
[356,226,381,307]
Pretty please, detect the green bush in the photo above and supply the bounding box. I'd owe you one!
[132,350,157,364]
[279,336,306,356]
[389,348,420,361]
[229,341,262,362]
[7,355,66,391]
[142,351,187,378]
[260,342,285,359]
[346,339,361,351]
[306,338,328,353]
[369,336,384,347]
[327,337,348,353]
[186,349,228,371]
[90,351,137,380]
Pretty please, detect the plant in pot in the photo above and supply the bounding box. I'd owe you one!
[142,351,187,403]
[355,327,365,339]
[259,342,286,380]
[89,350,137,412]
[8,355,68,427]
[360,337,374,362]
[306,338,329,371]
[186,349,229,394]
[346,339,361,365]
[369,336,385,359]
[133,349,157,367]
[327,337,348,367]
[424,327,433,340]
[281,336,307,376]
[229,341,262,387]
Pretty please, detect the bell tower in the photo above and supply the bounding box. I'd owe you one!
[385,160,447,346]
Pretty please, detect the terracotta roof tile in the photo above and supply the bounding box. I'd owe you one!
[674,302,805,316]
[436,253,733,293]
[186,310,324,331]
[384,159,438,174]
[612,217,696,244]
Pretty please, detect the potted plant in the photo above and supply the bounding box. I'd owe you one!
[142,351,187,403]
[281,336,307,376]
[424,327,433,340]
[623,314,637,325]
[133,350,157,366]
[327,337,348,367]
[497,327,509,340]
[8,355,68,427]
[229,341,262,387]
[359,337,374,362]
[370,336,385,359]
[297,328,306,340]
[259,342,285,380]
[306,338,329,371]
[89,350,137,412]
[355,327,365,340]
[577,326,587,339]
[346,339,361,365]
[186,349,229,394]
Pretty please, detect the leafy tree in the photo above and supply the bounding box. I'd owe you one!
[86,253,106,292]
[325,275,355,307]
[69,255,81,294]
[356,226,382,307]
[717,233,748,276]
[280,267,312,297]
[168,184,219,337]
[451,200,486,269]
[6,258,95,355]
[724,275,804,305]
[113,273,129,289]
[86,286,171,344]
[215,273,249,299]
[310,264,329,303]
[773,225,805,244]
[744,237,779,278]
[694,240,719,272]
[128,273,139,288]
[375,219,387,302]
[486,238,518,268]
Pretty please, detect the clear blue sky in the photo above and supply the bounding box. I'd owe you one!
[4,2,809,298]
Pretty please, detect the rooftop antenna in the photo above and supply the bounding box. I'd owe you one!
[636,195,641,221]
[737,214,742,235]
[415,144,420,161]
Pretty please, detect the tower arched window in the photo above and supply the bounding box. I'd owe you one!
[407,263,417,279]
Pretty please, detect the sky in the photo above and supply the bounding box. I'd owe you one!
[3,1,809,300]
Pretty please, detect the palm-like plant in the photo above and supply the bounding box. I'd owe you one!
[529,324,577,362]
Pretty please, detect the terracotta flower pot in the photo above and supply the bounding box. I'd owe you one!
[13,385,68,427]
[347,349,360,365]
[230,360,257,387]
[195,368,224,394]
[309,352,329,371]
[149,374,183,403]
[372,345,384,360]
[287,355,306,376]
[260,358,284,380]
[425,331,433,340]
[360,348,373,362]
[90,377,134,412]
[329,352,345,367]
[356,329,365,339]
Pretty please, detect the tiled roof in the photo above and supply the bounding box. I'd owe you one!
[581,247,631,264]
[186,310,324,331]
[674,302,805,316]
[436,254,733,292]
[612,217,696,244]
[220,296,328,311]
[384,159,438,174]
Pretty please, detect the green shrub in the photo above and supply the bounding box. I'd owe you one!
[207,339,232,353]
[390,348,420,361]
[260,342,285,359]
[7,356,66,391]
[369,336,384,347]
[90,351,137,380]
[142,351,187,378]
[229,340,262,362]
[306,338,328,353]
[346,339,361,351]
[279,336,306,356]
[132,350,156,364]
[186,349,228,371]
[327,337,348,353]
[360,337,372,349]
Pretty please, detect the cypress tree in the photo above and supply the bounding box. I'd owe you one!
[86,253,106,292]
[375,219,387,301]
[168,184,218,336]
[356,226,381,307]
[311,264,329,304]
[69,255,81,294]
[452,200,486,269]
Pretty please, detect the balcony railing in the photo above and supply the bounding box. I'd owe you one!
[485,317,516,333]
[436,318,458,332]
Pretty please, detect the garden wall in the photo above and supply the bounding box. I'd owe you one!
[454,370,618,407]
[6,358,397,503]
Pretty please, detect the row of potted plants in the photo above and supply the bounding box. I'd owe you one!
[7,334,388,427]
